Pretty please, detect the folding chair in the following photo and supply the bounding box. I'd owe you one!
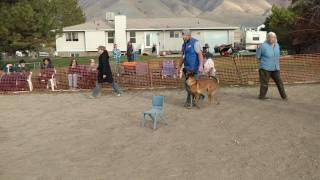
[27,72,33,92]
[47,68,57,91]
[142,96,168,129]
[162,60,175,79]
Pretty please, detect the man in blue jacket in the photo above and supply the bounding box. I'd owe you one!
[256,32,287,100]
[178,29,204,107]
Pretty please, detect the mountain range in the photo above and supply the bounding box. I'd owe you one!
[78,0,291,26]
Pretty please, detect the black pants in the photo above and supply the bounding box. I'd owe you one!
[259,69,287,99]
[128,55,134,62]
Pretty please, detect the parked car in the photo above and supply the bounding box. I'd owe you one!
[214,44,237,57]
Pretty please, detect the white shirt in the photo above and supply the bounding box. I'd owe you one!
[204,58,216,76]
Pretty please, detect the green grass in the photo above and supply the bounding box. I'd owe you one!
[0,55,179,69]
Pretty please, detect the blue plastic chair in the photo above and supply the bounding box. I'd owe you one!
[142,96,167,129]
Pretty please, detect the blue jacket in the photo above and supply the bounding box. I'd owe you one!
[112,48,121,63]
[182,38,200,73]
[256,42,281,71]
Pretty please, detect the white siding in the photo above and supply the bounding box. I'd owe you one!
[160,30,235,52]
[56,32,86,52]
[229,30,235,45]
[127,31,145,51]
[56,29,236,55]
[195,30,235,51]
[203,31,229,48]
[85,31,106,51]
[160,31,183,52]
[115,16,127,51]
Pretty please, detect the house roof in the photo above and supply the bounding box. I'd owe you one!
[63,17,238,31]
[63,20,114,31]
[127,17,238,30]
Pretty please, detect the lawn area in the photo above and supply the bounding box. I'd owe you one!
[0,55,180,69]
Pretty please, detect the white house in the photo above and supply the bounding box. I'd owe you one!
[56,15,239,57]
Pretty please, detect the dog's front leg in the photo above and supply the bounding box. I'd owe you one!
[194,94,201,109]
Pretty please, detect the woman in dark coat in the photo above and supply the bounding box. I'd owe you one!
[92,46,122,98]
[127,42,134,62]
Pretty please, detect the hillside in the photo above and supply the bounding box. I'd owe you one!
[78,0,291,26]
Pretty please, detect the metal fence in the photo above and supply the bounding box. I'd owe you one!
[0,53,319,94]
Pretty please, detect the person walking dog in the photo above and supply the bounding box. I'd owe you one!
[178,29,204,108]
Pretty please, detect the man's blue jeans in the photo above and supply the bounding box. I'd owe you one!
[92,81,122,97]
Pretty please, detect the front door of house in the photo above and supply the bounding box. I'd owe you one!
[145,32,159,48]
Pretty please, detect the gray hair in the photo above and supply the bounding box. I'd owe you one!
[268,32,277,38]
[97,45,106,50]
[267,32,277,43]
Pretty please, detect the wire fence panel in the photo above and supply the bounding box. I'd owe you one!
[0,53,319,94]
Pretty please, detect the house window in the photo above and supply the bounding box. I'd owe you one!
[66,32,79,41]
[175,32,180,38]
[66,33,72,41]
[253,36,260,41]
[170,31,174,38]
[129,32,136,43]
[170,31,180,38]
[146,33,151,47]
[107,31,115,44]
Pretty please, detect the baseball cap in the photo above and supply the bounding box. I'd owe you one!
[182,29,191,36]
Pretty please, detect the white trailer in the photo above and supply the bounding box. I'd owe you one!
[242,25,267,51]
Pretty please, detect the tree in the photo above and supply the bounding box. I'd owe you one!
[53,0,86,27]
[264,5,296,51]
[290,0,320,52]
[0,0,85,54]
[264,0,320,53]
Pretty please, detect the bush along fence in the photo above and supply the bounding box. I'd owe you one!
[0,53,320,94]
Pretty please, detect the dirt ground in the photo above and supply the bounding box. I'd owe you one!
[0,85,319,180]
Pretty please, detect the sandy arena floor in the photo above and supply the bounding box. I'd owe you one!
[0,85,319,180]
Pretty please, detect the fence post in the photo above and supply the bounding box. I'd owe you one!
[148,63,153,88]
[232,56,243,85]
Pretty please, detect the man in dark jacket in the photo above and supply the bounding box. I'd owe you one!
[127,42,134,62]
[91,46,122,98]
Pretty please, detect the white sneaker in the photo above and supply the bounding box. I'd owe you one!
[116,94,121,97]
[88,95,96,99]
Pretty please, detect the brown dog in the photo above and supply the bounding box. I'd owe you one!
[186,73,219,108]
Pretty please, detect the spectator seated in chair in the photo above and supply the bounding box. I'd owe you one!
[38,58,56,90]
[88,59,97,72]
[203,58,216,78]
[15,59,29,73]
[203,44,217,78]
[67,59,79,90]
[162,60,176,79]
[2,63,14,74]
[84,59,98,88]
[0,62,33,92]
